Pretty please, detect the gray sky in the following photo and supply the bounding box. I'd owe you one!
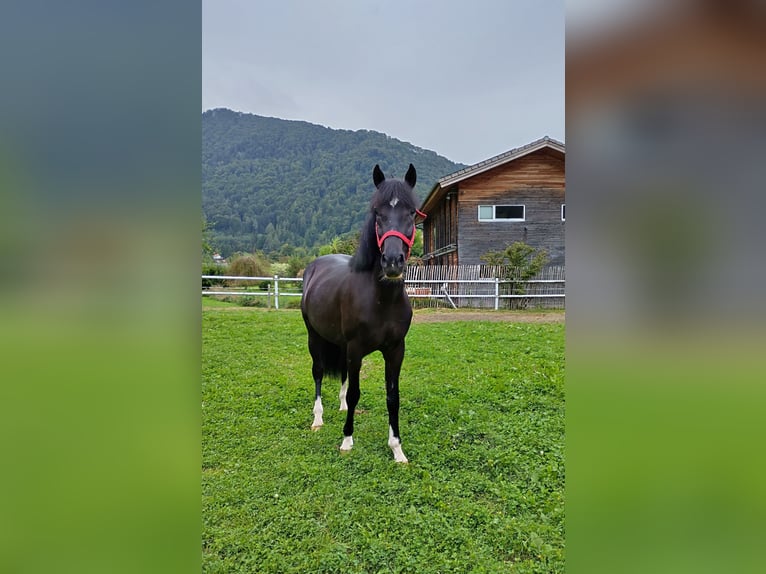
[202,0,564,166]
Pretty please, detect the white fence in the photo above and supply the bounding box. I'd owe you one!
[202,265,565,310]
[405,265,565,309]
[202,275,303,310]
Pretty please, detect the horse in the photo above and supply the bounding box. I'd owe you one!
[300,163,425,463]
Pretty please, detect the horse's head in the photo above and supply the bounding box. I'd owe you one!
[370,164,425,280]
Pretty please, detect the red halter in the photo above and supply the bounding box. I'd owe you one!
[375,209,427,260]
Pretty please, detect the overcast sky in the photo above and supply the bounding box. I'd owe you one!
[202,0,564,166]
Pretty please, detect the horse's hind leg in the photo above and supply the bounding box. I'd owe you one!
[340,347,362,452]
[308,332,324,430]
[311,369,324,431]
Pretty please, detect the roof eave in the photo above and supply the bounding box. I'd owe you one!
[418,136,565,215]
[437,137,565,189]
[420,181,444,214]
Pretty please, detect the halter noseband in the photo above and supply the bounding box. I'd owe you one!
[375,209,427,260]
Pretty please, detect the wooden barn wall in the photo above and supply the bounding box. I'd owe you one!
[423,190,458,266]
[457,150,565,265]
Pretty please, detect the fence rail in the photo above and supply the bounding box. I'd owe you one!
[202,275,302,310]
[202,265,565,310]
[404,264,564,309]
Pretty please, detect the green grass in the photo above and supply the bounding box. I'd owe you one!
[202,296,238,307]
[203,308,564,573]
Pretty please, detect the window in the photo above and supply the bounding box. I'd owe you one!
[561,204,566,221]
[478,204,525,221]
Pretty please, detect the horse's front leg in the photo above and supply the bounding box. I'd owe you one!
[383,341,408,463]
[338,378,349,412]
[340,346,362,452]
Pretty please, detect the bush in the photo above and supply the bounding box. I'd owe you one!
[202,261,227,288]
[226,252,271,287]
[286,255,309,278]
[481,242,549,309]
[238,296,264,307]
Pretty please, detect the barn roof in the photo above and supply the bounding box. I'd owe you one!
[420,136,565,214]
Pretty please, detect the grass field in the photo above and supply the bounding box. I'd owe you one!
[202,308,564,573]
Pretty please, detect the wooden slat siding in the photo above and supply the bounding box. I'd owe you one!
[423,190,458,266]
[458,149,565,265]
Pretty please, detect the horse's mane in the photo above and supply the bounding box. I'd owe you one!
[350,178,418,272]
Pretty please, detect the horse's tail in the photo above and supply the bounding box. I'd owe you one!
[316,338,346,381]
[303,314,347,381]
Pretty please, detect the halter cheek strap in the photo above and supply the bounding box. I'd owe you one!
[375,209,427,260]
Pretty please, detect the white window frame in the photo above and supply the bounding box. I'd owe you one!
[561,204,566,221]
[477,204,525,222]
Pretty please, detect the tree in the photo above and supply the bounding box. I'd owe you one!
[330,233,359,255]
[286,255,310,277]
[202,216,214,261]
[202,108,466,258]
[318,232,359,256]
[410,228,424,259]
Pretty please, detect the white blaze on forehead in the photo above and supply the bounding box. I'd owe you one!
[389,197,399,207]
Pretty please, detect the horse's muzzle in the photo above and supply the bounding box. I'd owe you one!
[381,252,405,279]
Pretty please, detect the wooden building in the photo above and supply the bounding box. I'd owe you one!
[419,137,565,266]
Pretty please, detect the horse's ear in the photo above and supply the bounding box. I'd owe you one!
[404,164,416,188]
[373,165,385,188]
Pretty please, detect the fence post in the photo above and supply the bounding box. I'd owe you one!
[274,274,279,310]
[494,277,499,311]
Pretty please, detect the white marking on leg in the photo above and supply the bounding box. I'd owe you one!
[340,435,354,451]
[388,426,408,463]
[311,397,324,430]
[339,382,348,411]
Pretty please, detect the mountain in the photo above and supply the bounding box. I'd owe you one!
[202,108,465,257]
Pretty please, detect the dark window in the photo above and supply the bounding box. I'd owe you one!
[495,205,525,220]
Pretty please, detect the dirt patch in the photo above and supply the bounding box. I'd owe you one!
[412,309,565,324]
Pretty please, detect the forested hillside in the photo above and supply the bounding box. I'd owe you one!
[202,108,465,257]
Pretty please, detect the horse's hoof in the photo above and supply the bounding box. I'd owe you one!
[339,436,354,451]
[311,425,322,431]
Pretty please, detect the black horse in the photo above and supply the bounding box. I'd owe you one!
[301,164,424,463]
